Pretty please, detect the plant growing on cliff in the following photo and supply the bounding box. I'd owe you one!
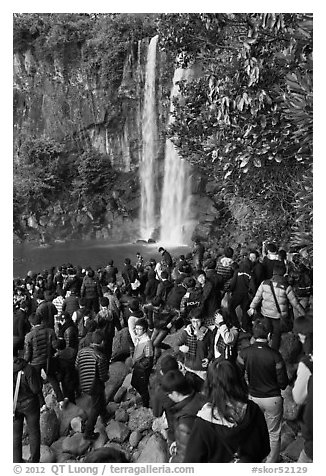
[157,13,313,252]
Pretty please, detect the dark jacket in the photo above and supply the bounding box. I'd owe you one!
[176,324,213,371]
[58,319,79,351]
[13,357,42,413]
[166,283,187,310]
[122,265,139,285]
[156,280,174,303]
[13,309,31,349]
[24,324,57,366]
[81,276,102,300]
[301,375,313,459]
[170,392,206,462]
[35,300,57,329]
[184,400,270,463]
[75,344,109,393]
[238,340,289,398]
[62,295,80,317]
[162,250,173,268]
[144,276,159,302]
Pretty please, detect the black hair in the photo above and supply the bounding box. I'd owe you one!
[224,247,234,258]
[252,318,269,339]
[161,270,169,279]
[266,242,278,253]
[161,369,193,395]
[204,359,248,424]
[189,307,203,321]
[135,317,148,332]
[84,448,128,463]
[273,261,286,276]
[160,354,179,374]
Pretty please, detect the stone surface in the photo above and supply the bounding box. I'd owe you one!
[282,436,305,461]
[40,409,60,446]
[23,445,57,463]
[279,332,302,364]
[114,386,128,403]
[50,436,66,455]
[106,420,130,443]
[56,453,75,463]
[128,407,154,432]
[280,422,297,452]
[115,408,129,423]
[282,386,301,421]
[129,430,142,448]
[136,433,169,463]
[106,401,119,416]
[57,400,87,436]
[70,416,83,433]
[62,433,91,456]
[105,361,129,402]
[152,415,168,433]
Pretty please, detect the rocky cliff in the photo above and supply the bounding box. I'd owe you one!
[13,36,236,247]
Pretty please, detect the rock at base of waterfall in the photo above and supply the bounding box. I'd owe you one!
[40,409,60,446]
[128,407,154,432]
[282,386,301,421]
[56,453,76,463]
[105,420,130,443]
[70,416,83,433]
[57,401,87,436]
[136,433,168,463]
[114,386,128,403]
[115,408,129,423]
[129,430,142,448]
[62,433,91,456]
[105,361,129,401]
[282,436,305,461]
[23,445,57,463]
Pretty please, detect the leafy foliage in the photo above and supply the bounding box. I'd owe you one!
[157,13,313,253]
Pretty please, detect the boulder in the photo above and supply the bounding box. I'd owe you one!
[152,415,168,434]
[50,436,66,455]
[44,392,57,410]
[136,433,169,463]
[104,443,130,460]
[56,401,87,436]
[129,430,142,448]
[282,436,305,462]
[71,416,83,433]
[62,433,91,456]
[56,453,75,463]
[121,372,133,389]
[93,426,109,450]
[106,402,119,416]
[280,422,297,452]
[282,386,301,421]
[115,408,129,423]
[128,407,154,432]
[105,361,129,402]
[114,386,128,403]
[40,409,60,446]
[106,421,130,443]
[23,445,57,463]
[137,433,152,451]
[111,328,133,362]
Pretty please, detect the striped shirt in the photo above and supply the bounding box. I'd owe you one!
[75,345,109,393]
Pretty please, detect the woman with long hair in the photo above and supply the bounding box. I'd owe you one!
[184,359,270,463]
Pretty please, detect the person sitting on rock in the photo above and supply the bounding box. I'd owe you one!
[75,330,110,440]
[129,318,154,408]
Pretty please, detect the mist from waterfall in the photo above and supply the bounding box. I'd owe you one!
[139,35,158,240]
[159,68,193,245]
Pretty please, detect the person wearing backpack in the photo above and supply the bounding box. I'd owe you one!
[13,340,42,463]
[248,261,305,350]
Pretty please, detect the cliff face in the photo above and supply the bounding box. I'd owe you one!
[13,39,229,246]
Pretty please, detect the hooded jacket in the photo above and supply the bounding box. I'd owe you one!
[169,391,206,462]
[250,275,305,319]
[184,400,270,463]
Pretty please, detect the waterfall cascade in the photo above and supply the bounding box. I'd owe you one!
[159,67,194,245]
[139,35,159,240]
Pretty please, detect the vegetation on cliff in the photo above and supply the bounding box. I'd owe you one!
[13,14,312,261]
[157,13,313,259]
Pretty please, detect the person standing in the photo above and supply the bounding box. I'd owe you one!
[129,318,154,407]
[80,269,102,314]
[248,261,305,350]
[75,330,110,440]
[13,341,42,463]
[192,239,205,271]
[237,318,289,463]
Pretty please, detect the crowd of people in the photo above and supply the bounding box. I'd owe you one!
[13,239,313,463]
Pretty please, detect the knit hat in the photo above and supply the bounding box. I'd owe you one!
[293,315,313,335]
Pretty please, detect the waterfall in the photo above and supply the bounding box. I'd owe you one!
[159,67,193,245]
[139,35,158,240]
